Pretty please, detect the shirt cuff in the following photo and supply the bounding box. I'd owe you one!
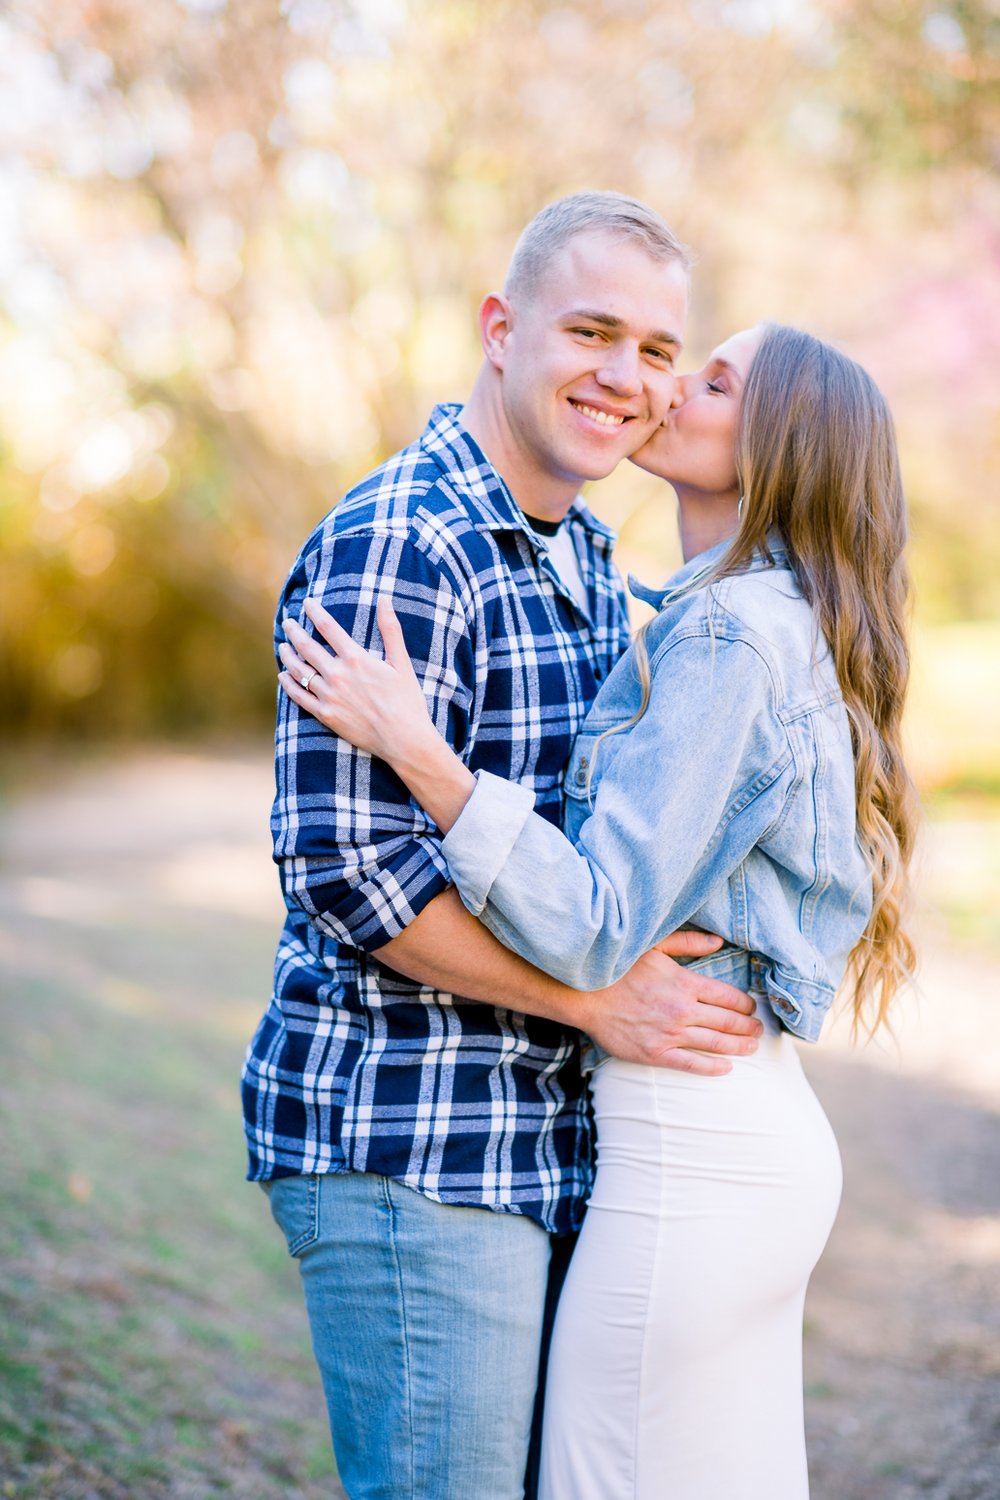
[441,770,537,916]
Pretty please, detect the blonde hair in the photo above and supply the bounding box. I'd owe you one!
[504,191,690,301]
[599,324,919,1037]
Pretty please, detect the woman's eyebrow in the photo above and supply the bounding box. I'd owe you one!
[709,356,743,383]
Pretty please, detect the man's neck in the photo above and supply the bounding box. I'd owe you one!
[460,367,578,525]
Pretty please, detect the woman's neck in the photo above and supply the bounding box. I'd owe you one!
[674,485,741,563]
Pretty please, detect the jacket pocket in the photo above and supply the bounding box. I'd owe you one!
[562,727,615,806]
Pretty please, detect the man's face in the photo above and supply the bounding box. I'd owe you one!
[495,230,688,490]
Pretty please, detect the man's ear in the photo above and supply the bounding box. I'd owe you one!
[479,293,514,370]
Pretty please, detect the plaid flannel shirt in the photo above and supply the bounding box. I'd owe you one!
[242,404,631,1233]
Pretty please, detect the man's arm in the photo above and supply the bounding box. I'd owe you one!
[274,528,474,951]
[374,887,762,1078]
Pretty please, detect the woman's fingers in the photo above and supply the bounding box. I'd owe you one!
[282,615,340,679]
[277,640,315,687]
[377,597,419,680]
[302,596,362,658]
[279,669,319,714]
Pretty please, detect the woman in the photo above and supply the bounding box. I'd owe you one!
[278,324,919,1498]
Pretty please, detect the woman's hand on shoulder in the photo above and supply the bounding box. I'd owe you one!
[279,596,434,765]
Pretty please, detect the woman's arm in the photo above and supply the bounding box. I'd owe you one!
[444,631,790,989]
[280,597,479,831]
[280,596,789,992]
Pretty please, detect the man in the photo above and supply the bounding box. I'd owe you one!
[243,192,762,1500]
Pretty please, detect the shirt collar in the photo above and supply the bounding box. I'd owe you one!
[628,531,789,610]
[420,403,617,552]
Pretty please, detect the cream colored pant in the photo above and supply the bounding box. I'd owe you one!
[539,1032,842,1500]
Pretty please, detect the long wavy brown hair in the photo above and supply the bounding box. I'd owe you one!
[614,324,919,1036]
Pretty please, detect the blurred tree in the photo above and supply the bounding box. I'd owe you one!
[1,0,997,740]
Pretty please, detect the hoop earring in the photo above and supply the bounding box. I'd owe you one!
[737,495,745,519]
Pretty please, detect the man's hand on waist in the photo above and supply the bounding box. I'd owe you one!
[579,942,762,1077]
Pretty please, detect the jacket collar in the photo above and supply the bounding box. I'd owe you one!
[628,531,789,610]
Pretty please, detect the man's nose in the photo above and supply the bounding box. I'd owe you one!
[670,373,692,407]
[595,343,643,397]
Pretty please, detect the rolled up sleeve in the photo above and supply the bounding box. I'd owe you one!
[442,635,790,989]
[273,527,476,952]
[441,771,537,915]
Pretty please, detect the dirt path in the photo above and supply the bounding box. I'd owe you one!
[1,748,998,1499]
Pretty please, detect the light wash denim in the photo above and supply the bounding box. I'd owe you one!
[442,537,873,1043]
[264,1172,551,1500]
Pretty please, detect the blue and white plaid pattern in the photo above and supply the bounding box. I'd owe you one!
[242,404,630,1233]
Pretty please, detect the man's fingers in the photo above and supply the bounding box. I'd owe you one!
[655,1048,733,1077]
[654,930,724,959]
[691,976,758,1016]
[682,1023,760,1055]
[693,999,763,1037]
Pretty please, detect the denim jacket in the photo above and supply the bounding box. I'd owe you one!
[441,536,873,1042]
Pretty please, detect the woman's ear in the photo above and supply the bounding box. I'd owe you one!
[479,292,514,370]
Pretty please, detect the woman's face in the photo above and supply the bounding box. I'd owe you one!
[630,326,763,497]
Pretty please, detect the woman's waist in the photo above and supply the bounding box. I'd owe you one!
[596,1026,798,1087]
[581,946,780,1077]
[680,942,835,1043]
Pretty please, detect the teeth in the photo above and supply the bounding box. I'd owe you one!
[572,401,625,427]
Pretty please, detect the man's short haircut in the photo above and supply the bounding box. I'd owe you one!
[503,191,691,301]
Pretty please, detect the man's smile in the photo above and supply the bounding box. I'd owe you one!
[568,398,636,429]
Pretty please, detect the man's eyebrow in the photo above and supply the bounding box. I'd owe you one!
[563,308,683,349]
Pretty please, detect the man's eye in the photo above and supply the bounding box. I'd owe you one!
[573,328,602,339]
[645,347,675,364]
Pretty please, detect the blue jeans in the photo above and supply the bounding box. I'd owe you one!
[265,1172,552,1500]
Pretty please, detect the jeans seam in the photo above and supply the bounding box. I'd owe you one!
[383,1176,415,1500]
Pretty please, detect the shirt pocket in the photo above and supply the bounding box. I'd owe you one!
[562,726,619,808]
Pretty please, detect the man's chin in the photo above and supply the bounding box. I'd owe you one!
[562,440,645,485]
[627,448,663,477]
[626,433,672,479]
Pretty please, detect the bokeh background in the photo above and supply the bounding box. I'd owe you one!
[1,2,998,1497]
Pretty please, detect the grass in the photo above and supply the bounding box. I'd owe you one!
[2,739,999,1498]
[0,880,340,1498]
